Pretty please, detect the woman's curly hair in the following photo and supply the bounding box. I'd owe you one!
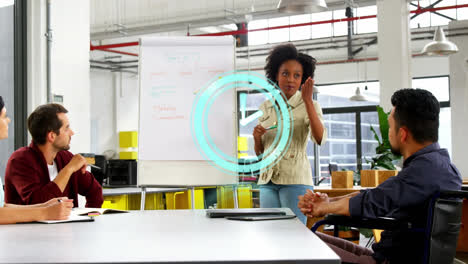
[264,44,317,86]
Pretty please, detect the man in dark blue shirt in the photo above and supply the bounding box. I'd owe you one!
[298,88,462,263]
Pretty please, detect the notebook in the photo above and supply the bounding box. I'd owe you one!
[72,208,128,216]
[206,208,286,218]
[226,215,296,221]
[37,214,94,224]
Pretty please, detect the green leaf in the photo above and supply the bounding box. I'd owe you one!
[364,105,402,171]
[370,125,382,146]
[376,106,390,146]
[376,145,387,154]
[359,228,374,238]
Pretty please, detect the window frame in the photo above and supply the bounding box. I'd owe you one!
[14,0,28,148]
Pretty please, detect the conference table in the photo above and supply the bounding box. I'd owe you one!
[0,209,340,263]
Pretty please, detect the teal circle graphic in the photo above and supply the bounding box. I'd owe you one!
[190,71,293,175]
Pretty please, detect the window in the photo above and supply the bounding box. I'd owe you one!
[458,0,468,20]
[356,6,378,34]
[317,76,451,185]
[410,2,431,29]
[248,19,268,46]
[0,2,14,184]
[361,111,381,170]
[268,17,290,43]
[290,14,311,41]
[332,9,348,37]
[319,112,357,184]
[317,81,379,108]
[245,3,465,46]
[410,0,460,28]
[311,11,333,39]
[0,0,27,184]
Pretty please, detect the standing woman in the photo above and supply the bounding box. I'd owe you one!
[0,96,73,224]
[253,44,327,224]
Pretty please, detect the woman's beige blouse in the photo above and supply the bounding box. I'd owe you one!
[257,91,327,186]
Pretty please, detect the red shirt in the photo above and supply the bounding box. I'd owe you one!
[4,142,103,208]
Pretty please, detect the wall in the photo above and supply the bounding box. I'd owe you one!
[89,70,139,155]
[90,71,116,155]
[115,72,139,132]
[449,20,468,180]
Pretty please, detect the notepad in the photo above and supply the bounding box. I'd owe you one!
[226,215,296,221]
[37,214,94,224]
[206,208,286,218]
[72,208,128,216]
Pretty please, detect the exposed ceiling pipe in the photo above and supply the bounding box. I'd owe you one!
[194,14,377,36]
[193,3,468,37]
[236,31,468,58]
[236,27,468,54]
[156,4,468,38]
[90,59,139,64]
[90,65,137,74]
[89,3,468,56]
[98,48,138,57]
[242,53,425,71]
[90,41,139,49]
[90,42,139,57]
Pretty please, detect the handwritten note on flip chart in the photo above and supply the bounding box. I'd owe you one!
[138,36,236,161]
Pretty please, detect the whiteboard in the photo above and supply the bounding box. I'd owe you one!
[138,36,236,186]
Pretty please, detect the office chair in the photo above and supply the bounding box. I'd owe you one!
[311,190,468,264]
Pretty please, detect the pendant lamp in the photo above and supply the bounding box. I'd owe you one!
[277,0,328,13]
[421,27,458,56]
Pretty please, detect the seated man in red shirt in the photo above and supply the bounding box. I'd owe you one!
[4,104,103,208]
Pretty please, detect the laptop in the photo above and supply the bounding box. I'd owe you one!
[226,215,296,221]
[206,208,286,218]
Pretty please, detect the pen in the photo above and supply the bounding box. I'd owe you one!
[88,164,101,170]
[266,125,277,130]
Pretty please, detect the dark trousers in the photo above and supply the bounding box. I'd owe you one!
[316,232,378,264]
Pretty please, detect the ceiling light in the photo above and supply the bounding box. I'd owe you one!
[349,87,367,101]
[277,0,328,14]
[421,27,458,56]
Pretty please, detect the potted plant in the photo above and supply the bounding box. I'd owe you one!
[361,106,402,187]
[367,106,402,170]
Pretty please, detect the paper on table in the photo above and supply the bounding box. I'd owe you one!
[72,208,128,216]
[37,212,94,224]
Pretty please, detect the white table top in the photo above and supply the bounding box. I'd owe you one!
[0,209,340,263]
[103,187,187,196]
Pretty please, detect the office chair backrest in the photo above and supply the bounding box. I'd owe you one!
[427,195,464,264]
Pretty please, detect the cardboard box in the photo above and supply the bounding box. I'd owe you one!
[378,170,398,184]
[331,171,354,188]
[361,170,379,187]
[361,170,398,187]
